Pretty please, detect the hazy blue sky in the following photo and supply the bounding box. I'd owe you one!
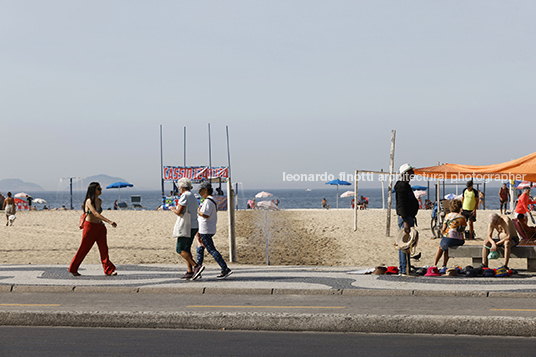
[1,1,535,191]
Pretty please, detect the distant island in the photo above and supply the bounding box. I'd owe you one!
[80,174,129,190]
[0,174,129,193]
[0,179,45,192]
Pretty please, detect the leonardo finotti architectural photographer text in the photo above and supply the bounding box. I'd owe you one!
[282,172,526,183]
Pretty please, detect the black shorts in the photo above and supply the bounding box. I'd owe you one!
[493,236,520,247]
[461,209,476,222]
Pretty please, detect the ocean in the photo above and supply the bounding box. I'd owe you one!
[15,186,507,211]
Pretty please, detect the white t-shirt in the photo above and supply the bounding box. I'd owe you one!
[198,196,217,234]
[178,191,199,229]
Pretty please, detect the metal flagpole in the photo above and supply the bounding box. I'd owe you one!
[226,125,231,179]
[70,178,73,210]
[208,123,212,172]
[226,125,236,262]
[160,125,165,207]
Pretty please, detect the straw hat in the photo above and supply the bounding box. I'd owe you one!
[372,266,387,275]
[396,227,418,251]
[446,268,458,277]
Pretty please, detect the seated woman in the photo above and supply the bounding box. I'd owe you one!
[514,217,536,244]
[433,199,466,268]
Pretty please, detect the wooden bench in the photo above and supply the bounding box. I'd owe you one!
[449,245,536,271]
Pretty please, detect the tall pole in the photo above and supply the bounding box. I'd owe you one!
[264,210,270,265]
[69,177,73,210]
[208,123,212,173]
[386,130,396,237]
[336,185,339,209]
[227,178,236,262]
[183,126,186,166]
[225,126,236,262]
[226,125,232,179]
[354,170,358,231]
[160,125,165,207]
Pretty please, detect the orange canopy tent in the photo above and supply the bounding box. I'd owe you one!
[414,152,536,182]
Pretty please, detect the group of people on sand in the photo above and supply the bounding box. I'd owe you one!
[321,196,368,210]
[395,164,536,275]
[2,192,69,225]
[2,192,16,226]
[68,179,232,280]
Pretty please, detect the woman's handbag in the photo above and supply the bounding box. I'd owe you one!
[173,211,191,238]
[79,212,87,230]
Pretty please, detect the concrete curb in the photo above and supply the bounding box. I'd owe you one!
[1,311,536,336]
[3,285,536,298]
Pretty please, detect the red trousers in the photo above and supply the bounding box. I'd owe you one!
[69,221,116,275]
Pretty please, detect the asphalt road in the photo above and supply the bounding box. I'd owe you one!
[1,327,536,356]
[2,291,536,318]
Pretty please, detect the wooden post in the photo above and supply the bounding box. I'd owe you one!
[227,178,236,262]
[386,130,396,237]
[354,170,358,231]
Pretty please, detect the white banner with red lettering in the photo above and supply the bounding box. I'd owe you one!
[163,166,229,182]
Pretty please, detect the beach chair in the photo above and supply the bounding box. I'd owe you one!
[131,195,144,210]
[513,218,536,245]
[117,201,129,210]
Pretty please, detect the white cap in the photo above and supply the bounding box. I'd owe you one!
[399,163,414,175]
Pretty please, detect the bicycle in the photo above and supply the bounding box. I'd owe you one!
[430,200,449,239]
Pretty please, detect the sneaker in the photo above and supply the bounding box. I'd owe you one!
[192,265,205,280]
[192,274,202,281]
[217,268,232,279]
[180,272,194,280]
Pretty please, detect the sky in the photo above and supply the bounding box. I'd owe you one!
[1,1,535,191]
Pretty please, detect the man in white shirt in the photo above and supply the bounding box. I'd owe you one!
[196,181,232,279]
[170,178,204,280]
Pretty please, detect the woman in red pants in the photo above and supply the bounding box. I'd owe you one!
[69,182,117,276]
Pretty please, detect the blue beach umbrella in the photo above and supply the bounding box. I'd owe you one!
[326,179,351,209]
[106,182,134,201]
[411,185,428,191]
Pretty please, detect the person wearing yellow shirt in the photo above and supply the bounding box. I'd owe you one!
[461,180,479,240]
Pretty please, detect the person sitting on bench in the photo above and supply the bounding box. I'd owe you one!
[481,213,519,270]
[433,199,466,268]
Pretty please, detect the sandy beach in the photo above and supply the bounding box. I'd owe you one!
[0,208,526,270]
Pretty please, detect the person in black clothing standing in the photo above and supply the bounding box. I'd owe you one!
[394,163,420,275]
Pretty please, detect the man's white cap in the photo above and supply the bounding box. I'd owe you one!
[399,163,414,175]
